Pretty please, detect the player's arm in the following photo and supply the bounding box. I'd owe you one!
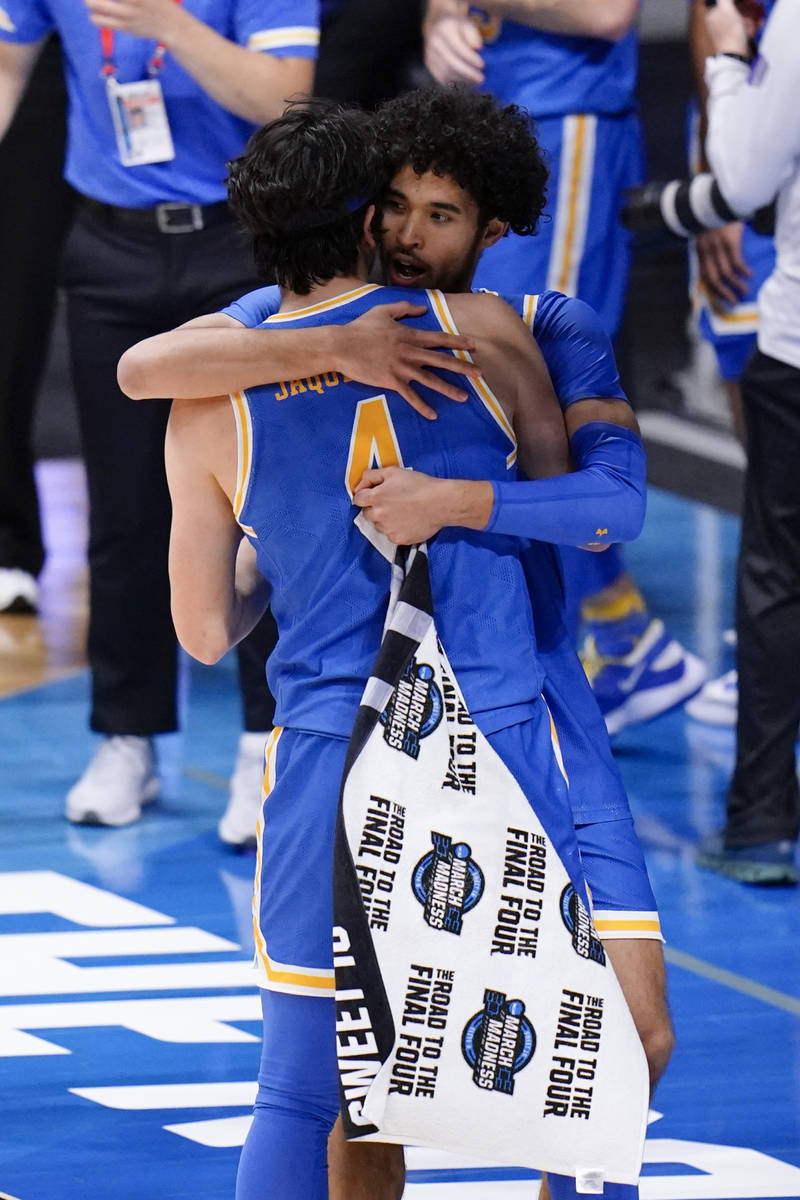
[83,0,313,124]
[118,302,481,417]
[354,296,646,547]
[165,396,270,664]
[484,292,645,549]
[353,293,569,543]
[0,38,46,141]
[689,0,752,304]
[472,0,637,40]
[704,0,800,215]
[425,0,636,51]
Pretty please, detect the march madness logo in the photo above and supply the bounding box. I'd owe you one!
[559,884,606,965]
[461,989,536,1095]
[380,657,443,759]
[411,832,485,934]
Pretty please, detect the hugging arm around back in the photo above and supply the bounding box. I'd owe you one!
[354,293,647,548]
[117,302,481,417]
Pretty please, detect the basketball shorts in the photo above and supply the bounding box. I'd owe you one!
[473,110,644,338]
[693,221,775,381]
[252,717,661,996]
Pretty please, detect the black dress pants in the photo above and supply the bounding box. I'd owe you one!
[0,37,74,575]
[61,206,276,735]
[727,349,800,846]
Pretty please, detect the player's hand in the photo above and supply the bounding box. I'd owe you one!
[703,0,751,56]
[695,222,751,304]
[339,302,481,420]
[424,13,485,87]
[354,467,493,543]
[85,0,184,41]
[353,467,450,544]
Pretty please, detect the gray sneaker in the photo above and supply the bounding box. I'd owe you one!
[65,736,159,827]
[696,833,798,885]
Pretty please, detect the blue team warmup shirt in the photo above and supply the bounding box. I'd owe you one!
[0,0,319,206]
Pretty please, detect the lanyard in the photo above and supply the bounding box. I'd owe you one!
[100,1,183,79]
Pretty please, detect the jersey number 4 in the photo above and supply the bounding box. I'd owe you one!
[345,396,404,497]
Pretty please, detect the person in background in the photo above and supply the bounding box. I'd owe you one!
[696,0,800,885]
[423,0,708,736]
[0,0,317,841]
[0,36,73,615]
[683,0,774,729]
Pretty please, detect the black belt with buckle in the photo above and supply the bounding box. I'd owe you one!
[80,196,234,234]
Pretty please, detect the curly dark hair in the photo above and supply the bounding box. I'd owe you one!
[375,85,548,235]
[226,100,385,293]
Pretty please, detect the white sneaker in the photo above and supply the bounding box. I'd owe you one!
[65,736,159,827]
[685,670,738,727]
[0,568,38,614]
[219,731,267,849]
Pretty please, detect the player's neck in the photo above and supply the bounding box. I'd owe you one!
[278,272,371,313]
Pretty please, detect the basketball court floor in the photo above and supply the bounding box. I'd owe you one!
[1,462,799,1200]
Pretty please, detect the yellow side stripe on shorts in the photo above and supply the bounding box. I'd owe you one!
[251,729,336,994]
[555,115,588,295]
[427,289,517,467]
[545,703,569,786]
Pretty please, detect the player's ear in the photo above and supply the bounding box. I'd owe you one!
[362,204,377,251]
[479,217,508,252]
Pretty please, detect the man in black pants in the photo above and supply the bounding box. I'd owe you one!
[697,0,800,885]
[0,0,316,838]
[0,36,73,614]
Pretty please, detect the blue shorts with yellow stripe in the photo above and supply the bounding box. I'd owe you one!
[473,110,644,338]
[252,720,661,997]
[693,222,775,381]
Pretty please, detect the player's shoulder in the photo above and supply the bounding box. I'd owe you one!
[445,289,523,337]
[529,291,612,346]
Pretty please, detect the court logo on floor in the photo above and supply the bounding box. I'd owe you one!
[559,884,606,965]
[461,988,536,1094]
[412,832,485,934]
[380,657,443,759]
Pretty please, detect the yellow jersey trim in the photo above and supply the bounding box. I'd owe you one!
[427,289,517,468]
[523,293,539,332]
[265,285,380,323]
[230,391,252,523]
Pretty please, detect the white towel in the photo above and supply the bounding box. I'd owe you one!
[333,546,648,1192]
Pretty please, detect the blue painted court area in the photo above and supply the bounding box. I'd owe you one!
[1,489,799,1200]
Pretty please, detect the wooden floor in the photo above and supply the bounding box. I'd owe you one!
[0,460,87,699]
[1,471,799,1200]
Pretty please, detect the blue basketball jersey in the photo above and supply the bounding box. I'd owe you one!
[232,284,545,740]
[467,8,638,118]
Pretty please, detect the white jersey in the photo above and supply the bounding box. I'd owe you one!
[705,0,800,370]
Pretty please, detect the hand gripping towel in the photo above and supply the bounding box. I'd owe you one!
[332,545,649,1192]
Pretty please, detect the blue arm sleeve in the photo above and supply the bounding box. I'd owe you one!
[484,422,646,547]
[220,285,282,326]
